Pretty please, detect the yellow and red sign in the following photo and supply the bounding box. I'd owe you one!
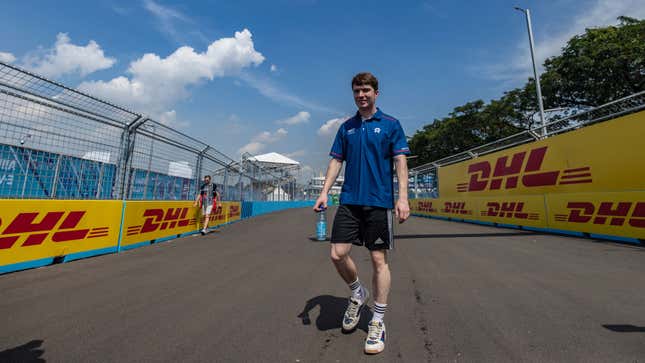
[547,192,645,239]
[0,199,122,266]
[121,201,199,247]
[208,201,241,226]
[476,195,547,227]
[440,111,645,197]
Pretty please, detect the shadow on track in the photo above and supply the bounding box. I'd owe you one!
[298,295,372,334]
[0,339,46,362]
[603,324,645,333]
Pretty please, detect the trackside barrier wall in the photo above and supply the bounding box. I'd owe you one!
[0,199,242,274]
[241,200,316,218]
[410,111,645,243]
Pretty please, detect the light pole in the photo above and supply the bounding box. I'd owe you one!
[514,7,547,138]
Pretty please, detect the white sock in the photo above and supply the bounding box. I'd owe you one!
[349,278,362,299]
[372,302,387,323]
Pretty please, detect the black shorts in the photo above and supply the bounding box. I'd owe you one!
[330,205,393,250]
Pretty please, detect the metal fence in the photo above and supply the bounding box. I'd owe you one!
[0,61,303,201]
[409,91,645,198]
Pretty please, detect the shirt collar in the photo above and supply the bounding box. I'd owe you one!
[355,108,383,121]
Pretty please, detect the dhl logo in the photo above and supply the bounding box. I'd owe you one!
[0,211,109,249]
[441,202,472,215]
[229,205,240,218]
[480,202,539,220]
[416,201,437,213]
[211,205,226,222]
[457,146,592,193]
[554,201,645,228]
[126,208,196,236]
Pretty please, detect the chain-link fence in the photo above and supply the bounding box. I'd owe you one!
[0,61,303,201]
[409,91,645,198]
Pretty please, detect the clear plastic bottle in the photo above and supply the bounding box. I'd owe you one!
[316,207,327,241]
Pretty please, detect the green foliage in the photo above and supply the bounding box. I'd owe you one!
[409,17,645,168]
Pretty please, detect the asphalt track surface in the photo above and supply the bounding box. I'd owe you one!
[2,207,645,363]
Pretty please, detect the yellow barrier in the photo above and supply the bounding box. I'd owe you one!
[439,111,645,198]
[121,200,199,247]
[412,196,548,228]
[547,192,645,239]
[207,201,242,227]
[0,199,122,266]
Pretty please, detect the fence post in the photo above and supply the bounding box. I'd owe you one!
[50,154,62,198]
[115,116,148,199]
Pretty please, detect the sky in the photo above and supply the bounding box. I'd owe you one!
[1,0,644,179]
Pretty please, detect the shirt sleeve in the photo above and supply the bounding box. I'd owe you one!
[391,121,410,156]
[329,126,345,160]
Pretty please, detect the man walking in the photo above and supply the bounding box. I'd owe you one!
[313,72,410,354]
[194,175,219,235]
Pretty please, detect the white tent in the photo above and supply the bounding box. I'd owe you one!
[247,152,300,166]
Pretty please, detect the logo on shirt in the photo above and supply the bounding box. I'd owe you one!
[374,127,381,134]
[347,128,356,135]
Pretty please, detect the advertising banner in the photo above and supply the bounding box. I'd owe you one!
[547,192,645,239]
[0,199,122,266]
[121,201,199,247]
[476,195,547,228]
[439,111,645,198]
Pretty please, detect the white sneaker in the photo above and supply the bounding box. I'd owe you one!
[364,320,386,354]
[201,228,207,235]
[342,287,369,331]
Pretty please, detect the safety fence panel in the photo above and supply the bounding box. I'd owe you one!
[0,199,122,273]
[547,191,645,240]
[438,111,645,198]
[120,200,199,249]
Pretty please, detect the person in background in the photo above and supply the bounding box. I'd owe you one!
[194,175,219,235]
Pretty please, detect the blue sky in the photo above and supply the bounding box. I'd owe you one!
[1,0,643,178]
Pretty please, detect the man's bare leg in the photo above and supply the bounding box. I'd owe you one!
[330,243,357,283]
[370,249,390,314]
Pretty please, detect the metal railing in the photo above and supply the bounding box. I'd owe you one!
[0,61,303,201]
[409,91,645,198]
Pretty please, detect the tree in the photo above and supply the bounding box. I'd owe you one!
[541,16,645,108]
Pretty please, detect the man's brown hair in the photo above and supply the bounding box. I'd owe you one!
[351,72,378,91]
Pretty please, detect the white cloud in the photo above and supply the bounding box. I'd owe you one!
[238,128,288,155]
[0,52,16,63]
[482,0,645,83]
[239,72,339,114]
[317,116,347,136]
[277,111,310,125]
[270,64,277,72]
[286,149,306,158]
[143,0,191,43]
[158,110,190,128]
[79,29,264,117]
[23,33,115,78]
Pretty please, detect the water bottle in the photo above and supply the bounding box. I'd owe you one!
[316,207,327,241]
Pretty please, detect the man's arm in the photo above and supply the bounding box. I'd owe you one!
[193,187,202,207]
[313,158,343,211]
[394,155,410,223]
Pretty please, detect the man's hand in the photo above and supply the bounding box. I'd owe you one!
[395,198,410,223]
[313,194,328,212]
[193,201,198,207]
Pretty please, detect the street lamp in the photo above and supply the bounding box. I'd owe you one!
[514,6,547,138]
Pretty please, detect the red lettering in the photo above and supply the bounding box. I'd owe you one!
[594,202,631,226]
[629,202,645,228]
[492,152,525,190]
[467,162,490,192]
[567,202,595,223]
[499,202,516,218]
[141,209,164,233]
[2,212,64,234]
[486,202,500,217]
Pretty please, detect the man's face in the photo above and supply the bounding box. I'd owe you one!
[353,84,378,110]
[204,177,211,184]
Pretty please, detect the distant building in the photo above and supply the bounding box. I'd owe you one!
[304,175,344,199]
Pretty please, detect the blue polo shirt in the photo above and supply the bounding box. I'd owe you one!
[330,108,410,209]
